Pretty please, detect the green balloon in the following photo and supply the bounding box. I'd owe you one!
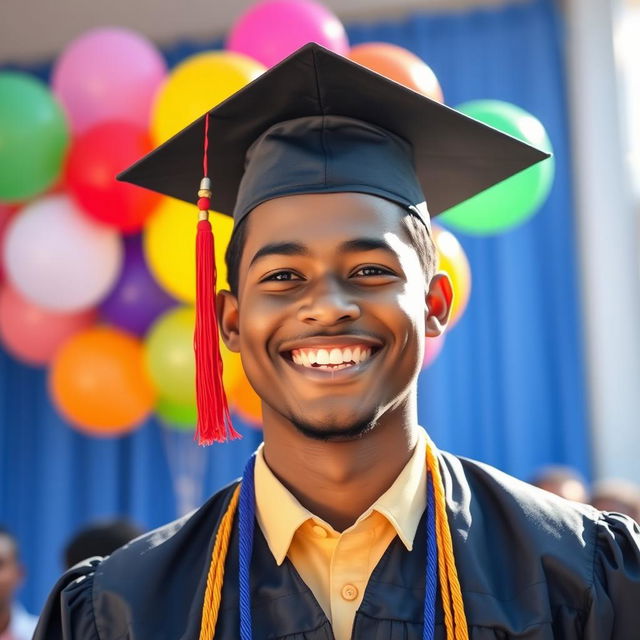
[155,396,197,431]
[144,306,196,406]
[438,100,554,236]
[0,72,70,201]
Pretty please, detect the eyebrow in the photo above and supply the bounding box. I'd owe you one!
[339,238,394,254]
[249,237,395,268]
[249,242,309,267]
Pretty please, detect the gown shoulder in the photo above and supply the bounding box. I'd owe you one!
[438,451,640,638]
[33,481,240,640]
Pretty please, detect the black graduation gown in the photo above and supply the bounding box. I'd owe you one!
[34,451,640,639]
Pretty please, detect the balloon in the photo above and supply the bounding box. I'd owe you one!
[348,43,443,102]
[144,307,197,406]
[0,284,96,366]
[0,72,69,202]
[438,100,554,235]
[155,397,197,431]
[151,51,264,144]
[423,332,446,369]
[227,0,349,68]
[49,326,156,434]
[432,225,471,328]
[66,121,161,232]
[144,198,233,303]
[100,235,177,336]
[229,370,262,427]
[4,195,123,312]
[52,27,167,135]
[144,306,245,406]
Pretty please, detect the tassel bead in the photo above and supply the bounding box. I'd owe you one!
[198,197,211,211]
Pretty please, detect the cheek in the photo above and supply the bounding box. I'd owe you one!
[236,293,290,362]
[395,281,427,337]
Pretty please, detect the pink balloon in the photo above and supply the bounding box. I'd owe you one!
[423,333,446,369]
[52,27,167,134]
[0,204,19,283]
[227,0,349,68]
[0,284,96,366]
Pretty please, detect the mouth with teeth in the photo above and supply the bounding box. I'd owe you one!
[286,345,378,371]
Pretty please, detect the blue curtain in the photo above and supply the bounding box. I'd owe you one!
[0,0,590,614]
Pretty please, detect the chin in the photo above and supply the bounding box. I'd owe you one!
[289,412,379,442]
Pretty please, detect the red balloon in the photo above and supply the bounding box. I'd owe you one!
[66,121,161,232]
[0,283,96,366]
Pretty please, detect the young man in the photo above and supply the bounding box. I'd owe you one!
[36,44,640,639]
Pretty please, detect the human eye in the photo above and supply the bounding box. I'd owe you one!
[351,265,396,278]
[260,269,304,283]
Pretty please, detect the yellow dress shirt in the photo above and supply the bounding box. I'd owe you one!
[254,428,427,640]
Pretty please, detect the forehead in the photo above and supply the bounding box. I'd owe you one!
[0,535,17,560]
[242,192,410,249]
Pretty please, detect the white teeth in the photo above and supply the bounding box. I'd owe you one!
[289,345,376,369]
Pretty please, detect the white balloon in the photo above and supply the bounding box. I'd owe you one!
[4,194,123,312]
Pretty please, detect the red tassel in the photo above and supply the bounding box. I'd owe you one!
[194,217,240,445]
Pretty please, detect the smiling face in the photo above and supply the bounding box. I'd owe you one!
[219,192,450,441]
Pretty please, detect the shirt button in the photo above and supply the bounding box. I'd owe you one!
[311,525,327,538]
[341,584,358,601]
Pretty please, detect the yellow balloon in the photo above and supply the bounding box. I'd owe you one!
[144,198,233,303]
[151,51,265,144]
[432,225,471,327]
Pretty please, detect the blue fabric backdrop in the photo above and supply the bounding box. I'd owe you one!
[0,0,590,614]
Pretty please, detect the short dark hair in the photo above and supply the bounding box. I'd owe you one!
[63,519,144,568]
[225,210,436,296]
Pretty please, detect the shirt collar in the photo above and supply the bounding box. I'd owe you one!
[254,427,428,565]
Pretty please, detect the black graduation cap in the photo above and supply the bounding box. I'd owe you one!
[116,42,550,446]
[117,42,550,227]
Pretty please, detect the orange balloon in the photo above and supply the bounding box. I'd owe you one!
[49,326,156,435]
[432,225,471,328]
[348,43,444,102]
[229,370,262,428]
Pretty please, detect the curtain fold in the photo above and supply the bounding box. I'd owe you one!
[0,0,589,614]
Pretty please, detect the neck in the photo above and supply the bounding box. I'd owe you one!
[0,604,10,634]
[261,397,419,531]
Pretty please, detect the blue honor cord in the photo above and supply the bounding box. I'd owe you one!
[237,454,439,639]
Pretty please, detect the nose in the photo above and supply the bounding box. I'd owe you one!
[296,276,361,326]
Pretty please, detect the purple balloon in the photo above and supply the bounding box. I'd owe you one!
[100,235,177,336]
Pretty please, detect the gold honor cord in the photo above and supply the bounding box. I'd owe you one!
[199,485,241,640]
[199,445,469,640]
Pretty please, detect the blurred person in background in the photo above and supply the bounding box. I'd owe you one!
[63,519,144,570]
[591,479,640,523]
[530,465,589,502]
[0,528,38,640]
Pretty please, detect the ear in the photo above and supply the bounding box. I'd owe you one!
[217,289,240,353]
[425,272,453,337]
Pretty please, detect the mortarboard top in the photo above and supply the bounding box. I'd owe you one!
[117,42,550,228]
